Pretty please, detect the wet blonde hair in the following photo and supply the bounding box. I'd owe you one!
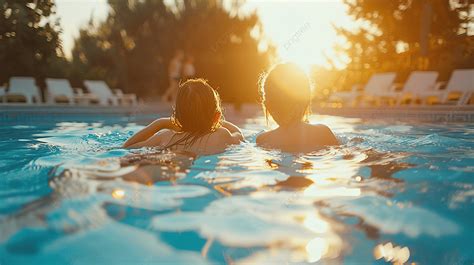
[259,63,312,127]
[167,78,223,148]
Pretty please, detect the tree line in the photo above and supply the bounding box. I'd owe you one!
[1,0,472,102]
[1,0,275,102]
[313,0,473,101]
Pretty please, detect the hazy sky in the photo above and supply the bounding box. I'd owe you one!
[244,0,351,68]
[55,0,109,56]
[55,0,351,68]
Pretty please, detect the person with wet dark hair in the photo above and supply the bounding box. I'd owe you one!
[124,79,244,155]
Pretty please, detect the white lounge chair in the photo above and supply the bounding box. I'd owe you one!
[4,77,41,104]
[84,81,138,106]
[84,80,119,106]
[46,78,99,105]
[45,78,75,104]
[0,85,5,103]
[396,71,439,105]
[113,89,137,106]
[328,84,362,107]
[434,69,474,105]
[361,72,397,106]
[419,69,474,105]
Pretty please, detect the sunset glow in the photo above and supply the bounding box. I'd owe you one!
[56,0,352,68]
[244,0,352,69]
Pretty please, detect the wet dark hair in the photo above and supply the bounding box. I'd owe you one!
[165,79,223,149]
[259,63,312,127]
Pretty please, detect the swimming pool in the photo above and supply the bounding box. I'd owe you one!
[0,111,473,264]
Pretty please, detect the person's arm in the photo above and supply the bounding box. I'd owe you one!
[221,120,244,142]
[125,130,167,149]
[123,117,179,148]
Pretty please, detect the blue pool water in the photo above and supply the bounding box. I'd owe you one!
[0,112,473,264]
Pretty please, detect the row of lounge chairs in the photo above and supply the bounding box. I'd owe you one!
[329,69,474,107]
[0,77,137,106]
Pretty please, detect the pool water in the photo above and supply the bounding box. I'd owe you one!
[0,113,473,264]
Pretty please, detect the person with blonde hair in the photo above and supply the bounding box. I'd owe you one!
[257,63,339,152]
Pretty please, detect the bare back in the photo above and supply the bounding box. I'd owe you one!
[256,123,339,153]
[142,127,239,155]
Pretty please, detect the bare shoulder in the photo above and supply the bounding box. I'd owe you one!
[145,129,175,146]
[212,127,241,145]
[309,124,331,132]
[256,130,272,145]
[309,124,339,145]
[157,128,175,137]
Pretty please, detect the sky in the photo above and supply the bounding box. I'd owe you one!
[55,0,352,68]
[55,0,109,56]
[243,1,352,69]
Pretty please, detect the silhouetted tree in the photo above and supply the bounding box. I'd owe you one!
[0,0,67,83]
[71,0,275,101]
[334,0,473,88]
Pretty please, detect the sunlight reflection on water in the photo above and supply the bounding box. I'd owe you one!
[0,114,473,264]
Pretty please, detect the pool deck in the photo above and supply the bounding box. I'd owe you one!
[314,105,474,122]
[1,103,474,123]
[0,103,169,114]
[0,103,171,123]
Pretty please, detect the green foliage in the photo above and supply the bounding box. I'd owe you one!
[0,0,67,83]
[333,0,473,89]
[71,0,275,101]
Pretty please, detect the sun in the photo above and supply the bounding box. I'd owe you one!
[245,0,351,69]
[283,59,315,75]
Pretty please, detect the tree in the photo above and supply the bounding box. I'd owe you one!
[334,0,474,89]
[0,0,67,83]
[71,0,275,102]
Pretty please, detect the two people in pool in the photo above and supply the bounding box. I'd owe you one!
[123,63,339,154]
